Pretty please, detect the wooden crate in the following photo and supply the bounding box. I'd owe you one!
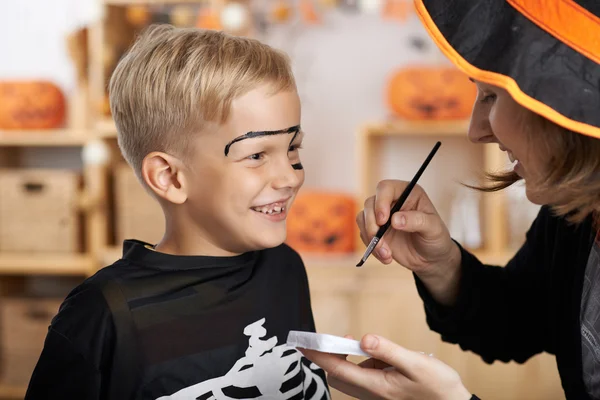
[113,164,164,245]
[0,297,63,387]
[0,169,81,253]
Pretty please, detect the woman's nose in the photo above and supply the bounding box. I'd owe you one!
[467,111,495,144]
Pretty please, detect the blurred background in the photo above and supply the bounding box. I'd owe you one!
[0,0,557,398]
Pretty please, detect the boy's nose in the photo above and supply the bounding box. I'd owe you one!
[272,161,303,189]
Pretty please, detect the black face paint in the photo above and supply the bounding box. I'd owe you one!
[224,125,301,156]
[291,162,303,170]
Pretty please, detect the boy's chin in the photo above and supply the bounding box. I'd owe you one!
[248,229,287,250]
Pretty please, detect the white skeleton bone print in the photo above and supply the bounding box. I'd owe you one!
[156,318,330,400]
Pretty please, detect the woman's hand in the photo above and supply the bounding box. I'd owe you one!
[301,334,472,400]
[357,179,462,306]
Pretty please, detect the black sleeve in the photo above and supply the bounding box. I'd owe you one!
[25,282,115,400]
[25,328,103,399]
[414,207,552,364]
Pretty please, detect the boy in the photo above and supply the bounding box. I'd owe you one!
[25,24,330,399]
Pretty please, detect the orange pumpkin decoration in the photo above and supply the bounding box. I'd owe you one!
[299,0,321,24]
[272,0,293,22]
[286,191,357,254]
[125,5,151,26]
[196,8,223,31]
[382,0,412,22]
[0,81,66,130]
[386,66,477,120]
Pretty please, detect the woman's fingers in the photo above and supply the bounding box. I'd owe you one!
[391,210,444,239]
[374,180,414,224]
[362,196,380,238]
[356,207,392,263]
[359,334,429,382]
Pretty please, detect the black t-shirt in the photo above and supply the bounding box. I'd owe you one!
[25,240,329,399]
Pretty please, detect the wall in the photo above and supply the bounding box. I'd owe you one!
[264,9,453,195]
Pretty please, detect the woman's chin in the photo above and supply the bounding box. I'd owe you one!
[524,183,547,205]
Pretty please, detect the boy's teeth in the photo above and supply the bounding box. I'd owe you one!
[253,205,284,214]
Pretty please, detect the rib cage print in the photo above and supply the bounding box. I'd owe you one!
[156,318,330,400]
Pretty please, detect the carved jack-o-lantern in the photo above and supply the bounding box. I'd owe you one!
[0,81,66,130]
[387,66,477,120]
[286,191,357,254]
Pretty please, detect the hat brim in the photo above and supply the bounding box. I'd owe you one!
[414,0,600,139]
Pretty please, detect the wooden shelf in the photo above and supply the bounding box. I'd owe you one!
[104,0,205,4]
[361,119,470,137]
[0,253,95,276]
[0,383,26,399]
[0,129,93,147]
[95,119,117,138]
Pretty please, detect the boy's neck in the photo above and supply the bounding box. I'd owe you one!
[153,224,243,257]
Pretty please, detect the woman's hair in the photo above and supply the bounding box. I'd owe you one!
[470,111,600,225]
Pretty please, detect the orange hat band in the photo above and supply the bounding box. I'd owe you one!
[507,0,600,65]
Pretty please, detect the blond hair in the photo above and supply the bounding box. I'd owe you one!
[472,110,600,225]
[109,24,296,179]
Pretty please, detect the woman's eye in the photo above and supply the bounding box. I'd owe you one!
[481,93,497,103]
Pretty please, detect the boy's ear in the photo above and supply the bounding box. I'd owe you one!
[141,152,188,205]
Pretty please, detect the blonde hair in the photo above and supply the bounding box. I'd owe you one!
[109,24,296,179]
[473,110,600,225]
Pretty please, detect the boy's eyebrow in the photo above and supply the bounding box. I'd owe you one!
[224,124,301,156]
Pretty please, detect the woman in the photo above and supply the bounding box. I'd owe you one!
[301,0,600,399]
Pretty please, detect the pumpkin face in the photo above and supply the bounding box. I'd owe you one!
[286,191,357,254]
[0,81,66,130]
[387,66,477,120]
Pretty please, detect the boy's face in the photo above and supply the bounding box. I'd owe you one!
[184,84,305,254]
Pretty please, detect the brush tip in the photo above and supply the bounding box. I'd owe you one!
[356,260,364,267]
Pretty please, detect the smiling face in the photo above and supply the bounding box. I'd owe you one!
[182,83,305,254]
[468,80,550,203]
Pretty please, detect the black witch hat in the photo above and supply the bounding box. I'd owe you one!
[415,0,600,139]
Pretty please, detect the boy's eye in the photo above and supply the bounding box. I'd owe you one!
[289,144,303,152]
[247,153,264,161]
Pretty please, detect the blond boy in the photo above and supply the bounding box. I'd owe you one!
[26,25,330,400]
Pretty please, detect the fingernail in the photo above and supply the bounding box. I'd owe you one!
[363,335,379,350]
[377,212,385,223]
[376,247,389,258]
[393,214,406,227]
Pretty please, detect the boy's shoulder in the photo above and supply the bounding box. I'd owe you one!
[50,259,131,338]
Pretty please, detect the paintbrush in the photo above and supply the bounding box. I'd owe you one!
[356,141,442,267]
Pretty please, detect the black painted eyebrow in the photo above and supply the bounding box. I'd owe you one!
[224,125,301,156]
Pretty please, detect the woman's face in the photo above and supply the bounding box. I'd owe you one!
[468,80,549,203]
